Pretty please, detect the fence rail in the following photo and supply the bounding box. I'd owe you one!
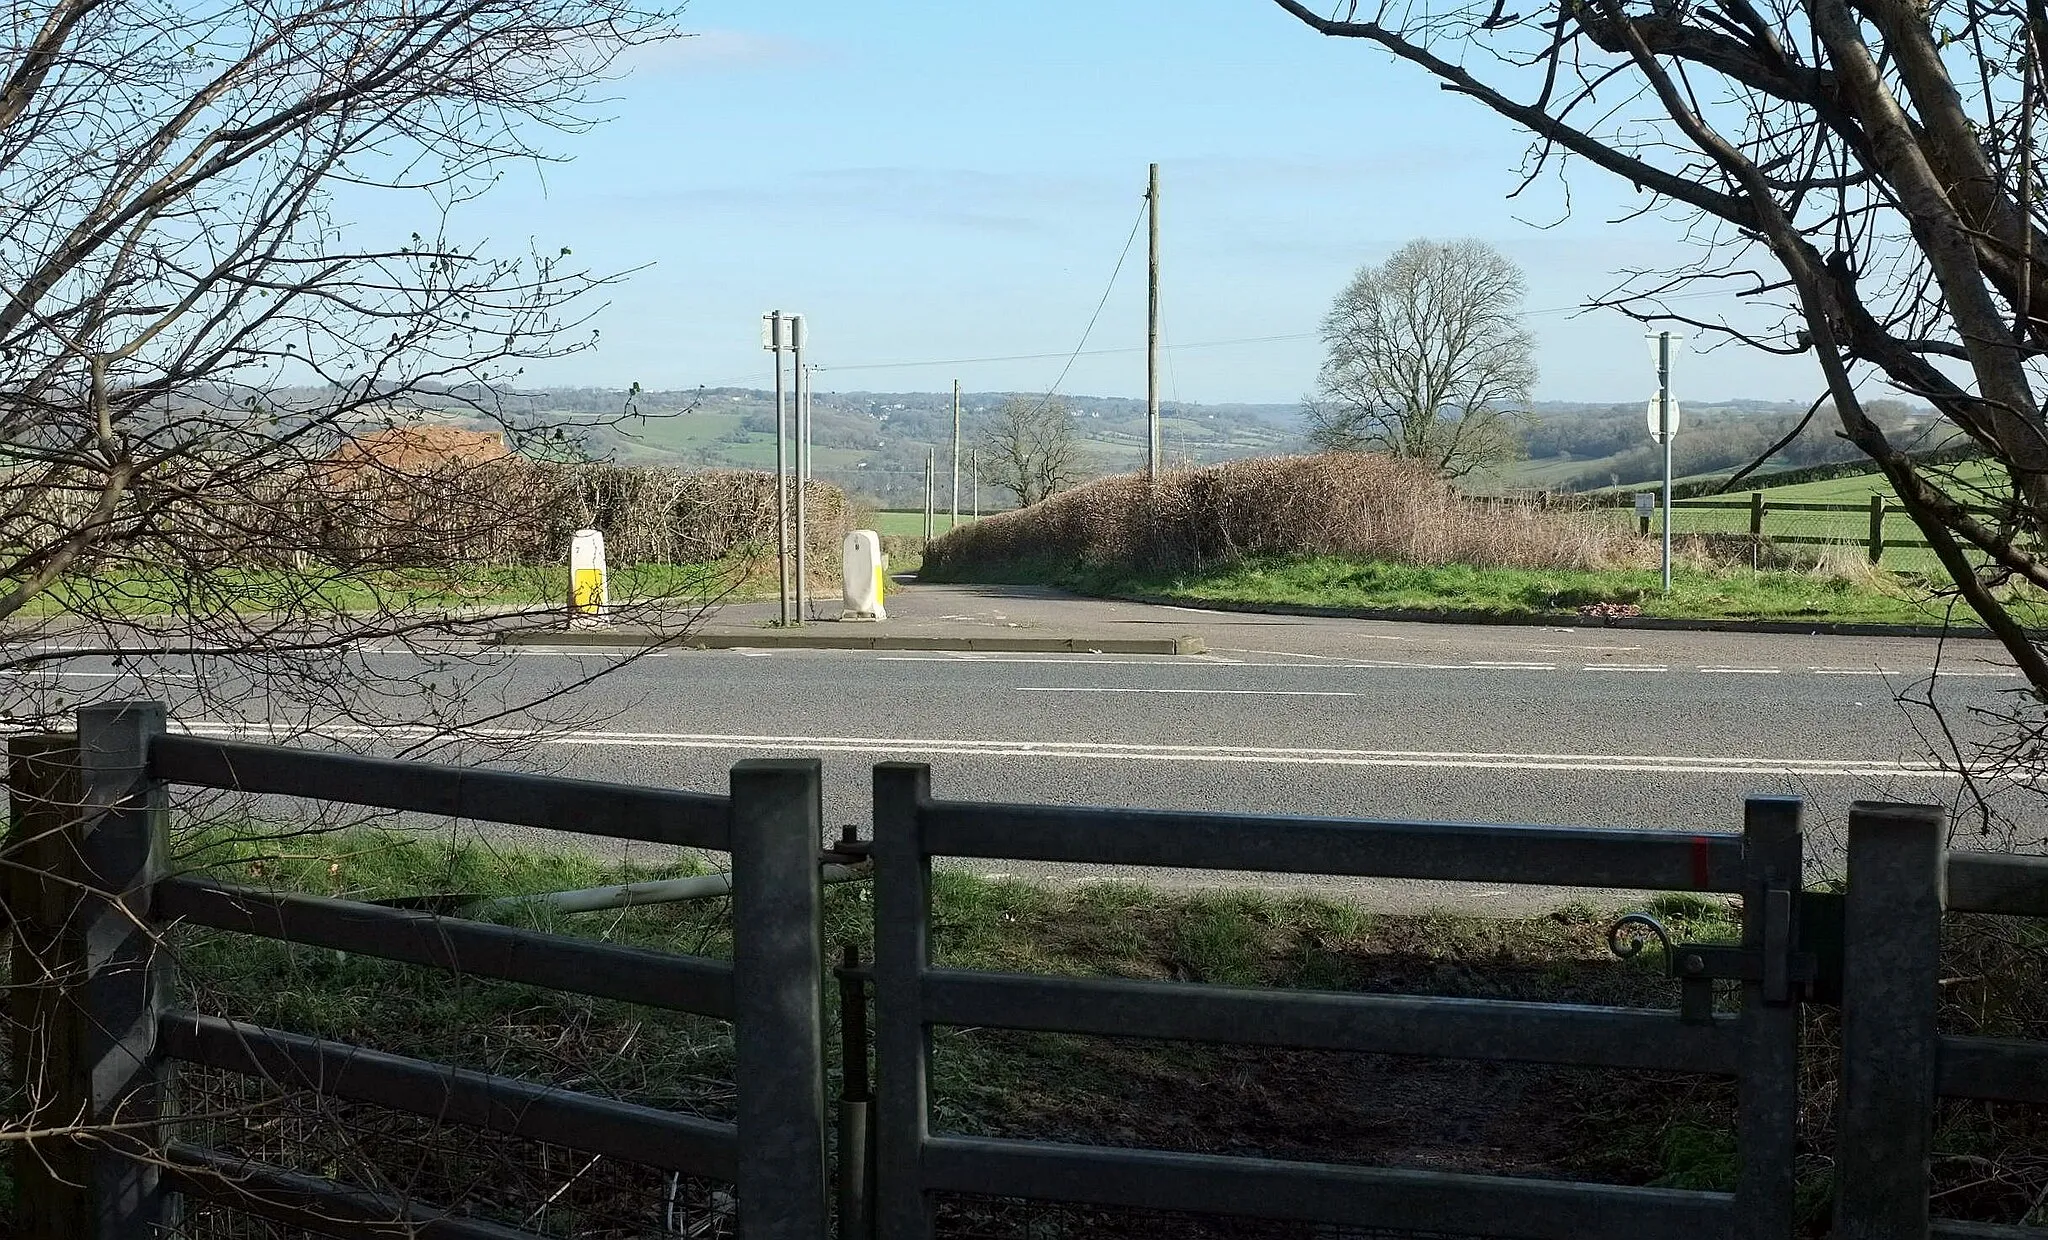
[875,761,1804,1240]
[5,703,827,1240]
[1577,488,2034,565]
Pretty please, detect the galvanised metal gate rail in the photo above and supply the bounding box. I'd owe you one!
[1834,802,2048,1240]
[5,703,829,1240]
[870,762,1808,1240]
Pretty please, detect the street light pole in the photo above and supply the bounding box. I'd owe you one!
[1658,330,1672,595]
[765,311,790,626]
[791,316,807,625]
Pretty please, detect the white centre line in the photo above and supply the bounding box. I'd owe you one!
[1467,661,1557,669]
[1586,665,1667,672]
[1698,667,1783,674]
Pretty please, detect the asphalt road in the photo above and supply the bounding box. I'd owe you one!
[17,583,2035,908]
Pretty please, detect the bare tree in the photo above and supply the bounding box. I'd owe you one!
[979,397,1087,508]
[0,0,720,736]
[1309,238,1536,479]
[1272,0,2048,695]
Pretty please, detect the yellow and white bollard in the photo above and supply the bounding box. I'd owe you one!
[569,528,609,626]
[841,530,886,621]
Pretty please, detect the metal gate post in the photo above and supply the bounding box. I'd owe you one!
[1735,795,1803,1239]
[1833,801,1946,1240]
[730,758,830,1240]
[873,763,936,1240]
[5,702,170,1240]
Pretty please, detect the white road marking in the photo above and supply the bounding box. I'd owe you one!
[0,670,197,680]
[1018,686,1363,697]
[1698,667,1783,674]
[171,720,1968,779]
[1933,669,2022,678]
[876,656,1196,666]
[1586,665,1667,672]
[1467,661,1557,669]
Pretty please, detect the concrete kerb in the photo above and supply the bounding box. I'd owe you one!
[495,629,1206,655]
[1109,592,1989,640]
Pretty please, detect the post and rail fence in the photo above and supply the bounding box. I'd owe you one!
[4,703,828,1240]
[3,705,2043,1238]
[1576,488,2038,567]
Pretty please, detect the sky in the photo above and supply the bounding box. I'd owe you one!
[431,1,1833,406]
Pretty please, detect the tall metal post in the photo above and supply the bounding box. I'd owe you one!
[950,379,961,531]
[1146,162,1161,483]
[791,319,807,626]
[922,450,934,544]
[768,311,790,626]
[1658,330,1672,594]
[972,455,980,520]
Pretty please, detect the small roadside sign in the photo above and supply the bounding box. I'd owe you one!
[1635,492,1656,521]
[1646,397,1681,442]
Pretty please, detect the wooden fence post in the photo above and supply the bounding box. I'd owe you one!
[1833,801,1947,1239]
[728,758,829,1240]
[1868,494,1887,565]
[5,703,170,1240]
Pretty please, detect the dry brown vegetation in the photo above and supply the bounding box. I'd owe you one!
[923,453,1653,580]
[285,456,849,570]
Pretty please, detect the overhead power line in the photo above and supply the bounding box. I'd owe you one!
[808,287,1745,379]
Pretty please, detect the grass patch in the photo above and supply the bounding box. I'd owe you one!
[990,552,1966,627]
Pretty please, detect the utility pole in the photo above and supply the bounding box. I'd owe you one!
[791,316,807,625]
[1146,162,1161,483]
[950,379,962,532]
[971,452,980,520]
[764,310,790,626]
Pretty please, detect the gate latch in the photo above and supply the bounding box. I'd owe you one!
[1607,891,1837,1024]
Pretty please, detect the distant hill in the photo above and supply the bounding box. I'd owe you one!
[477,387,1307,508]
[254,379,1942,505]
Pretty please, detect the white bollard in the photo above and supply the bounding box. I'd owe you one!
[569,528,609,625]
[841,530,886,621]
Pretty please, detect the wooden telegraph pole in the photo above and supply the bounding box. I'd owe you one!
[951,379,961,531]
[1146,163,1161,483]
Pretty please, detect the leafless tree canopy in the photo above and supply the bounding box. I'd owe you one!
[1275,0,2048,690]
[1309,238,1537,478]
[979,397,1088,508]
[0,0,697,733]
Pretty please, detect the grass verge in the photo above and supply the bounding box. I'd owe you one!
[956,552,1980,628]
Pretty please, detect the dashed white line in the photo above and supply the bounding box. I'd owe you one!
[1586,665,1667,672]
[1698,667,1783,674]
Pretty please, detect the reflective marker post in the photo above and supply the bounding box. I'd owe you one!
[569,528,608,626]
